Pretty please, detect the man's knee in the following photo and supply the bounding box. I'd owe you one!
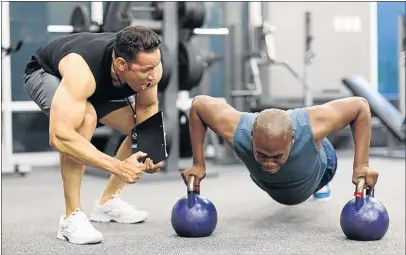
[76,102,97,141]
[99,102,135,136]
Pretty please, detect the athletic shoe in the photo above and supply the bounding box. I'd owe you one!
[313,183,332,201]
[89,190,148,224]
[57,208,103,244]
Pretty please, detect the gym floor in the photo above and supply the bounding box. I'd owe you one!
[2,152,405,255]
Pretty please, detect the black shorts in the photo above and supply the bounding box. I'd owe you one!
[23,68,133,127]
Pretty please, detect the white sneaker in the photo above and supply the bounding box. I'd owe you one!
[90,190,148,224]
[57,208,104,244]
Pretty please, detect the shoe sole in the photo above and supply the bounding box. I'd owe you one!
[57,230,103,245]
[89,213,148,224]
[312,195,332,202]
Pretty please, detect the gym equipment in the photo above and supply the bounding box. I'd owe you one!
[157,44,173,92]
[130,2,228,38]
[179,41,205,91]
[131,2,206,29]
[2,1,33,176]
[303,12,315,107]
[342,76,405,158]
[179,2,206,30]
[1,40,23,57]
[178,41,223,91]
[48,2,228,39]
[232,11,319,110]
[47,5,101,33]
[171,175,218,237]
[340,178,389,241]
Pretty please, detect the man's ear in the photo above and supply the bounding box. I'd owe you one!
[117,57,128,71]
[291,131,295,144]
[113,53,128,72]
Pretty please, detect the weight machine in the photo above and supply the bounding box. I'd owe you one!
[231,2,317,112]
[341,15,405,159]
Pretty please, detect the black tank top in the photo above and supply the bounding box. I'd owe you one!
[24,32,134,105]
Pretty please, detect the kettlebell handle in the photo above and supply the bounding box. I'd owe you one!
[187,175,196,192]
[354,177,374,198]
[187,175,200,194]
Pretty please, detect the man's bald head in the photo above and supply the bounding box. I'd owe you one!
[253,109,293,140]
[251,109,294,174]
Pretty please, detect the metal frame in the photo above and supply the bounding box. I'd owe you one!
[216,2,246,164]
[2,2,36,175]
[161,2,180,172]
[369,133,405,159]
[223,2,246,112]
[303,11,314,107]
[248,2,272,107]
[1,2,105,175]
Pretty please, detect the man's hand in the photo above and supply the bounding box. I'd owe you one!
[143,158,163,174]
[181,164,207,187]
[353,165,379,188]
[116,151,147,183]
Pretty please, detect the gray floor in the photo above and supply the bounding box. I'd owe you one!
[2,153,405,255]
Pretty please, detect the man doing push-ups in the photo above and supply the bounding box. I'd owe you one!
[182,96,379,205]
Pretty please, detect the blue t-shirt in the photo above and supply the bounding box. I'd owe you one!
[232,108,327,205]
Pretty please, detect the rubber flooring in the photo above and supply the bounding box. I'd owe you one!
[2,153,405,255]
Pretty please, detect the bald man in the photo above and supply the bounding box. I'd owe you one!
[182,95,379,205]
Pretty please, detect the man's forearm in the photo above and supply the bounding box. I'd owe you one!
[350,104,372,169]
[189,104,207,166]
[51,130,122,174]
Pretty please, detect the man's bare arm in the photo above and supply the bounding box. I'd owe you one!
[308,96,372,169]
[49,53,122,174]
[189,95,242,166]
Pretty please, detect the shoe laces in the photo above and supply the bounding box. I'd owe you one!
[68,209,94,229]
[109,190,138,211]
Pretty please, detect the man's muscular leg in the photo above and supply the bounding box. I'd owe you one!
[99,136,131,204]
[59,101,97,217]
[98,104,134,204]
[89,101,147,224]
[55,101,103,245]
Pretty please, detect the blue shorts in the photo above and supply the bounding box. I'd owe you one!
[314,138,338,192]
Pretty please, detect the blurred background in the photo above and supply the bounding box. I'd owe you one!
[2,2,405,176]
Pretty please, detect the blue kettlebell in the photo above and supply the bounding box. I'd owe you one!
[340,177,389,241]
[171,175,218,238]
